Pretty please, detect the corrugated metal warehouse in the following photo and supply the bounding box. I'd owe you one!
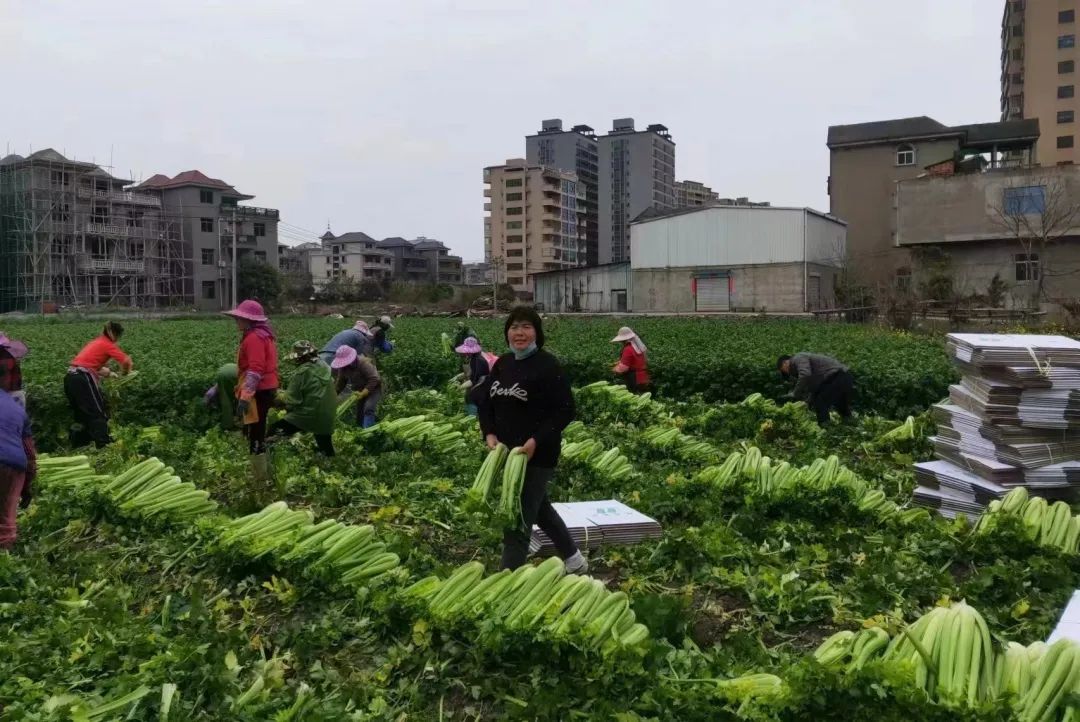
[534,205,846,314]
[533,263,630,313]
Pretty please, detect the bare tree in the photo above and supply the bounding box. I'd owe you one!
[990,174,1080,310]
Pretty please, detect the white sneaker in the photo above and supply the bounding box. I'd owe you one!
[564,550,589,574]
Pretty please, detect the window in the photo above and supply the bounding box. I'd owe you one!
[1062,9,1076,23]
[506,235,523,243]
[199,189,214,204]
[507,276,523,286]
[1060,135,1076,148]
[1011,0,1023,10]
[504,178,523,188]
[253,222,266,237]
[505,192,523,202]
[254,251,267,262]
[505,207,523,216]
[1060,85,1075,98]
[1060,34,1076,48]
[200,217,214,233]
[895,144,916,166]
[201,248,215,265]
[1012,47,1024,60]
[1059,110,1075,123]
[1015,253,1040,282]
[1003,185,1046,215]
[506,248,523,257]
[506,263,524,271]
[506,221,522,229]
[1011,72,1024,84]
[1061,60,1075,74]
[201,281,216,299]
[1013,24,1024,37]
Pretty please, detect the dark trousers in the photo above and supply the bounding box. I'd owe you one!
[64,369,111,448]
[810,370,854,426]
[245,389,276,454]
[270,419,335,457]
[500,466,579,570]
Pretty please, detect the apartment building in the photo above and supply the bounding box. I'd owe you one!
[895,133,1080,308]
[526,120,600,266]
[827,116,1039,286]
[133,170,280,311]
[483,158,587,296]
[597,119,676,265]
[310,231,462,288]
[310,230,394,288]
[462,262,492,286]
[674,180,720,207]
[0,149,187,311]
[1001,0,1080,164]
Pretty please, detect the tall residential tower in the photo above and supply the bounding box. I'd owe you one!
[1001,0,1079,164]
[526,120,599,266]
[597,119,676,264]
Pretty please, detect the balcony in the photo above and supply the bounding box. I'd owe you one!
[84,222,159,239]
[484,188,492,198]
[77,187,161,207]
[76,254,145,274]
[220,204,280,219]
[484,202,492,211]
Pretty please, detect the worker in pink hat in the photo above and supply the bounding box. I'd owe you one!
[610,326,650,393]
[224,299,279,481]
[0,333,28,408]
[331,345,382,428]
[455,336,497,416]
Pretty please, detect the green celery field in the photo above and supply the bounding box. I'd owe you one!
[4,316,1078,721]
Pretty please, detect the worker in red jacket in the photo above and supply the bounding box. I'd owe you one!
[224,299,279,481]
[65,321,132,447]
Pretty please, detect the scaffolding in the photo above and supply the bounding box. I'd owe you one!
[0,148,192,312]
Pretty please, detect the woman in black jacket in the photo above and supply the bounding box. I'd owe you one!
[477,306,587,572]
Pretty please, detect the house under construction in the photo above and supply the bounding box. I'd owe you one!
[0,149,190,312]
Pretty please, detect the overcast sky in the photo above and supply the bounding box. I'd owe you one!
[4,0,999,261]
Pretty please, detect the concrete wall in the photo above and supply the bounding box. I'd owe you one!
[829,138,958,283]
[911,239,1080,308]
[533,263,630,312]
[897,165,1080,245]
[630,262,838,313]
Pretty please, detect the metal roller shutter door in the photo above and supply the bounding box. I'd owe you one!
[696,276,730,312]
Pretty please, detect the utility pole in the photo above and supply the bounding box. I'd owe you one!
[231,208,238,307]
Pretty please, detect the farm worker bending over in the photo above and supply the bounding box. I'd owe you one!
[371,315,395,354]
[224,300,279,481]
[65,321,132,448]
[477,306,587,573]
[331,345,382,428]
[777,352,854,427]
[0,368,36,550]
[272,340,337,457]
[610,326,650,394]
[203,363,239,430]
[319,320,374,366]
[455,336,497,416]
[452,321,478,349]
[0,333,28,408]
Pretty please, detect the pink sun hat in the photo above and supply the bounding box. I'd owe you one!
[223,299,268,323]
[455,337,482,355]
[0,333,28,359]
[331,345,358,369]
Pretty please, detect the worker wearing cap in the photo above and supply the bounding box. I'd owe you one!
[455,336,497,416]
[272,340,337,456]
[224,299,279,480]
[0,333,28,408]
[331,346,382,428]
[319,320,374,365]
[610,326,650,393]
[371,315,395,354]
[65,321,132,448]
[452,321,479,350]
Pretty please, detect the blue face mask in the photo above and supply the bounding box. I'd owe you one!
[513,342,538,360]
